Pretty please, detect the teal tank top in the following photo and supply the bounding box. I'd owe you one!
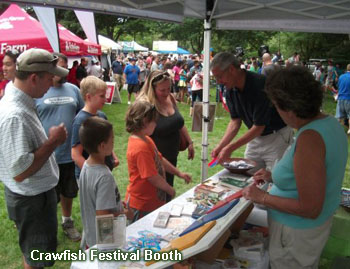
[268,116,348,229]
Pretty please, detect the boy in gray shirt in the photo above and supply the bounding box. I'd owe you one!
[79,117,132,248]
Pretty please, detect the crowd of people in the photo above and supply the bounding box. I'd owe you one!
[107,52,204,116]
[0,47,348,269]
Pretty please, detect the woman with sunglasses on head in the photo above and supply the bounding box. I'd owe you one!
[138,70,195,202]
[1,50,20,98]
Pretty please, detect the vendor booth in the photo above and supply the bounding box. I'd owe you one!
[156,47,191,55]
[119,41,149,52]
[5,1,350,268]
[97,35,122,53]
[0,4,101,57]
[71,167,268,269]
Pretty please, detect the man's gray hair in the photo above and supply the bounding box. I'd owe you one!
[210,52,240,71]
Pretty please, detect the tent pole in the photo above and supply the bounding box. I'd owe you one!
[201,18,211,182]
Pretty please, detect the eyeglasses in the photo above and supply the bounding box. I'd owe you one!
[151,71,170,85]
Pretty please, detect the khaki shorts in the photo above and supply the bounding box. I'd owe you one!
[268,217,332,269]
[245,126,294,172]
[113,73,124,91]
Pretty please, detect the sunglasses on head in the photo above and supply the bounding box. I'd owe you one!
[151,71,170,84]
[9,49,20,55]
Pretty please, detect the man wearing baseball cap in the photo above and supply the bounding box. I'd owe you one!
[0,48,68,268]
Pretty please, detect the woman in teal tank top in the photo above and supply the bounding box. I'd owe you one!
[242,66,348,269]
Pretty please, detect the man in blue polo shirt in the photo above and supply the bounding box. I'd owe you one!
[124,58,140,105]
[210,52,293,172]
[336,63,350,134]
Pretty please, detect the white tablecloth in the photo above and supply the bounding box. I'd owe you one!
[71,169,263,269]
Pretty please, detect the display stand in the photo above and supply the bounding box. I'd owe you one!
[105,82,122,104]
[71,169,256,269]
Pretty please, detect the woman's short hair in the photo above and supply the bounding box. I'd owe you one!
[137,70,172,111]
[80,76,107,100]
[79,116,113,154]
[125,101,158,133]
[265,65,323,119]
[210,52,241,71]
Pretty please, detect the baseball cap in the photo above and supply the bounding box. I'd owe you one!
[16,48,68,77]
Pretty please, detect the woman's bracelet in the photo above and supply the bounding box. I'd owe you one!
[262,192,268,205]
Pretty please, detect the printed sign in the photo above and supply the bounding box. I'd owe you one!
[105,82,116,105]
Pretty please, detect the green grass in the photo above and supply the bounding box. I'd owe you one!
[0,87,349,268]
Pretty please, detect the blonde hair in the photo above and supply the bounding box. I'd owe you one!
[137,70,172,112]
[125,101,157,133]
[80,76,107,100]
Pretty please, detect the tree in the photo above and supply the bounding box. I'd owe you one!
[279,32,350,63]
[156,18,204,54]
[212,30,277,58]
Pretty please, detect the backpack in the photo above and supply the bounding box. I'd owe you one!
[112,61,123,75]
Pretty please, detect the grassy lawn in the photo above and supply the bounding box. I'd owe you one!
[0,87,349,268]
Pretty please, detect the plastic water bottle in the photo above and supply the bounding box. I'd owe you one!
[113,214,126,248]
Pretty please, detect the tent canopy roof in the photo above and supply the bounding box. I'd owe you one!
[9,0,350,34]
[156,47,190,54]
[0,4,101,56]
[119,41,148,51]
[91,35,122,52]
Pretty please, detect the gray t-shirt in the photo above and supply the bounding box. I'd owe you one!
[79,162,122,247]
[35,82,84,164]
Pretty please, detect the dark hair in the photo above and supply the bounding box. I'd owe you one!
[163,62,172,70]
[265,65,323,119]
[125,101,158,133]
[79,116,113,154]
[175,60,182,67]
[5,49,21,62]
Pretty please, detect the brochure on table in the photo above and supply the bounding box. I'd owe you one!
[71,169,254,269]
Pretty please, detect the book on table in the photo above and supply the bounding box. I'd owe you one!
[219,176,250,189]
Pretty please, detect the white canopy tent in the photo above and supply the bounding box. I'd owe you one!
[97,34,122,52]
[10,0,350,180]
[119,41,149,52]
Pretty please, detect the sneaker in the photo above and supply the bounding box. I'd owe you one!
[347,129,350,135]
[62,219,81,242]
[127,101,131,105]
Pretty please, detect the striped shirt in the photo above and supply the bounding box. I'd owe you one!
[0,83,58,196]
